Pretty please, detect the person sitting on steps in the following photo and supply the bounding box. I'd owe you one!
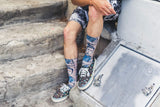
[51,0,122,102]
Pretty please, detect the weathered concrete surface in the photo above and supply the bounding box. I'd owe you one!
[0,75,6,101]
[0,20,66,62]
[0,51,68,101]
[69,84,92,107]
[0,88,73,107]
[0,0,67,26]
[117,0,160,61]
[69,84,102,107]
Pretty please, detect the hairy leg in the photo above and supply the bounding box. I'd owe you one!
[64,21,82,87]
[64,21,82,59]
[82,6,103,67]
[87,6,104,38]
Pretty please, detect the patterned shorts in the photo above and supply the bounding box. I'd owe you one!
[69,0,122,29]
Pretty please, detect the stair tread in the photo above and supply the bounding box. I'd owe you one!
[0,20,66,45]
[0,0,67,26]
[0,51,65,79]
[0,51,68,100]
[0,0,66,12]
[0,20,66,62]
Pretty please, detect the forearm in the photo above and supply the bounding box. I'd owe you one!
[71,0,90,6]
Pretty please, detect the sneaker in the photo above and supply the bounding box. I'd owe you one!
[78,58,96,90]
[51,83,71,102]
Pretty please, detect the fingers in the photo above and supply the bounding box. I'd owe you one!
[102,7,115,16]
[100,4,116,15]
[101,9,109,16]
[106,2,116,15]
[92,0,116,16]
[102,1,116,15]
[108,6,116,14]
[103,6,112,15]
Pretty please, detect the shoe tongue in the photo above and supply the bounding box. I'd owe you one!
[82,65,89,68]
[61,83,68,88]
[80,68,90,77]
[60,83,70,92]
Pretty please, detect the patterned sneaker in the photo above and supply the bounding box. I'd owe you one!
[51,83,71,102]
[78,58,96,90]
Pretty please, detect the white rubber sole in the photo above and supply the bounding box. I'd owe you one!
[51,95,68,103]
[78,59,96,91]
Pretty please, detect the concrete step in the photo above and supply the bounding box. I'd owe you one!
[0,51,68,102]
[0,87,73,107]
[0,20,66,63]
[0,0,67,26]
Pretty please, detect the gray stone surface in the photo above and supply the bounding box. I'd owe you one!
[0,51,68,101]
[117,0,160,61]
[0,0,67,26]
[87,45,160,107]
[0,75,6,101]
[0,20,66,62]
[0,87,73,107]
[95,40,120,76]
[70,84,102,107]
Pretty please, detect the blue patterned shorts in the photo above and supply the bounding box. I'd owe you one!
[69,0,122,29]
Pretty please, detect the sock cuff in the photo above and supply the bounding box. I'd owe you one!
[86,34,99,42]
[65,58,77,65]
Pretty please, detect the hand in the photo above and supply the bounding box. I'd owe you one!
[92,0,116,16]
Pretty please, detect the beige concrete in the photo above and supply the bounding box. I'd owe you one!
[0,20,66,62]
[70,85,103,107]
[0,0,67,26]
[0,51,68,100]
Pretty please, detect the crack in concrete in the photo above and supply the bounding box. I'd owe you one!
[0,41,11,47]
[0,73,7,102]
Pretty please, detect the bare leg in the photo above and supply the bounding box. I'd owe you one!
[64,21,82,87]
[87,6,103,38]
[82,6,103,67]
[64,21,82,59]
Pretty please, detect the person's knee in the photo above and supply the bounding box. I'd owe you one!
[64,26,77,44]
[88,6,102,23]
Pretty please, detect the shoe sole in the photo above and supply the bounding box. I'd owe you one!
[78,59,96,91]
[51,95,68,103]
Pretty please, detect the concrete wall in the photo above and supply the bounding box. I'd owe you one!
[66,0,77,19]
[117,0,160,60]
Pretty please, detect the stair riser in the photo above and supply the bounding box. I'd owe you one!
[0,68,68,101]
[0,34,64,63]
[0,1,67,26]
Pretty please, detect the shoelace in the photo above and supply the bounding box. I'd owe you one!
[60,84,70,93]
[79,68,90,77]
